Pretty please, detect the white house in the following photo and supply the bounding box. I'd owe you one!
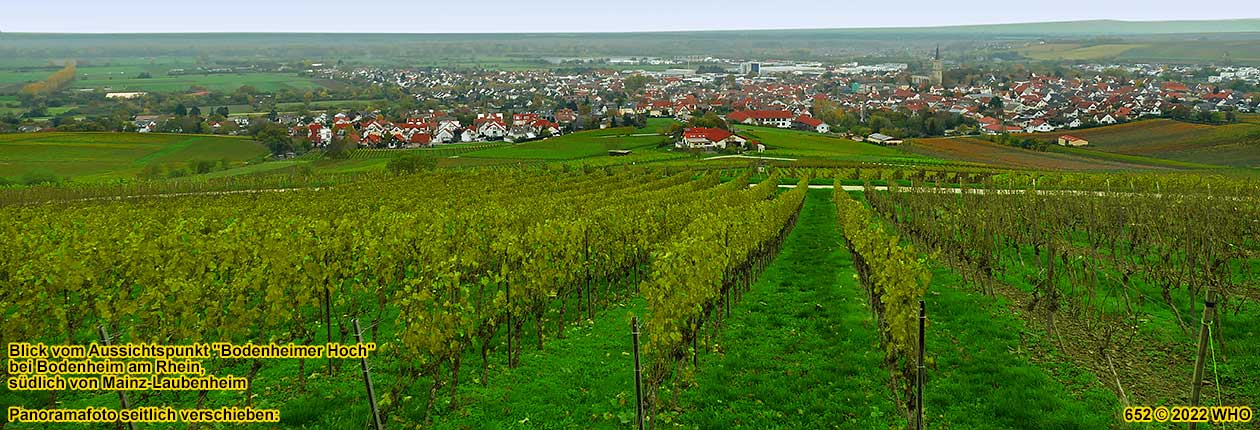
[478,120,507,139]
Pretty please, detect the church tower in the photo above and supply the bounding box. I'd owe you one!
[931,44,943,86]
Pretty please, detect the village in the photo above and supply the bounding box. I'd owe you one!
[95,55,1257,156]
[276,57,1254,149]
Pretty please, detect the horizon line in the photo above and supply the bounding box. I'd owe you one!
[2,17,1259,36]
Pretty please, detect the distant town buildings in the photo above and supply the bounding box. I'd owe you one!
[740,62,761,75]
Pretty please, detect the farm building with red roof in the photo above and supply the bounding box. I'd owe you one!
[677,127,749,150]
[726,110,795,128]
[1057,135,1089,147]
[792,114,830,133]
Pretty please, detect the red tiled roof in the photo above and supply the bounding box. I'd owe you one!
[727,110,794,122]
[682,127,733,142]
[794,115,823,127]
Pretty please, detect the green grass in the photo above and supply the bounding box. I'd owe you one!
[0,63,321,94]
[0,69,60,85]
[313,158,391,174]
[196,158,393,179]
[463,128,670,160]
[0,132,267,181]
[675,188,901,429]
[198,146,518,179]
[555,151,691,167]
[918,266,1120,429]
[847,190,1124,428]
[71,72,326,93]
[224,99,387,116]
[1117,40,1260,64]
[1018,43,1144,60]
[195,160,306,179]
[424,298,649,429]
[736,125,934,163]
[643,117,681,131]
[347,143,510,159]
[984,236,1260,407]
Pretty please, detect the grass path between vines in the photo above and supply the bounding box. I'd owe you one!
[426,298,649,430]
[673,188,901,429]
[918,266,1120,429]
[848,191,1121,429]
[676,189,1120,430]
[421,189,1124,430]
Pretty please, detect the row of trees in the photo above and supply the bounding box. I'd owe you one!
[812,99,974,138]
[18,61,77,99]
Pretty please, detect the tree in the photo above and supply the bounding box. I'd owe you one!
[661,122,685,140]
[623,75,651,94]
[696,65,725,74]
[689,111,728,130]
[256,123,294,155]
[869,115,894,134]
[190,159,216,174]
[987,97,1004,115]
[386,154,437,174]
[189,106,202,117]
[174,104,188,117]
[20,62,76,98]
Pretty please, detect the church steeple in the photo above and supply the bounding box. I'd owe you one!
[931,44,943,86]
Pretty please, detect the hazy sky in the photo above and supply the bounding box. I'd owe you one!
[3,0,1259,33]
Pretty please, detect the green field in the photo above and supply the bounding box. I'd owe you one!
[1117,40,1260,64]
[223,99,387,116]
[463,127,671,160]
[1018,43,1144,60]
[0,70,57,86]
[736,125,934,163]
[0,132,267,181]
[0,62,327,94]
[70,72,326,93]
